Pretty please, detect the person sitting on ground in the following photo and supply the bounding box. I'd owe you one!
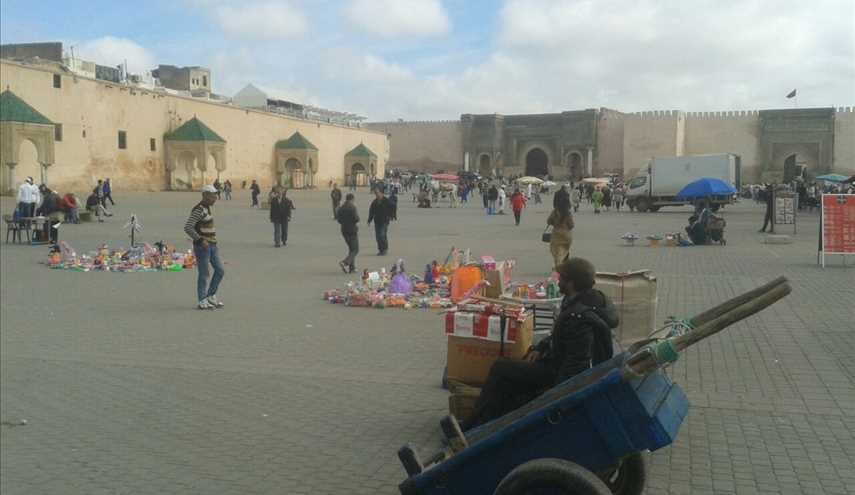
[462,258,619,430]
[686,199,712,244]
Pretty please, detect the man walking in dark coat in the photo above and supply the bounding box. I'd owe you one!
[337,193,360,273]
[269,186,295,247]
[250,180,261,208]
[368,188,393,255]
[553,184,570,212]
[330,183,342,219]
[758,184,774,233]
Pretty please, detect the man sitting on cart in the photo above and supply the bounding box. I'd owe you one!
[462,258,619,430]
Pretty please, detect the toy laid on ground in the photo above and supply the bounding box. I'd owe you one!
[397,277,792,495]
[322,248,516,311]
[45,241,194,273]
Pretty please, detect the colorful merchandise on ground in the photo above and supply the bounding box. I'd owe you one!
[45,241,194,272]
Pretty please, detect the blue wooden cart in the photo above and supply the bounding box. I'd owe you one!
[398,277,791,495]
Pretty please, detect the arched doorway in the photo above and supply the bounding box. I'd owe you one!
[784,153,801,183]
[351,163,367,187]
[178,151,197,189]
[285,158,304,188]
[525,148,548,177]
[568,152,583,180]
[17,139,41,186]
[479,154,491,176]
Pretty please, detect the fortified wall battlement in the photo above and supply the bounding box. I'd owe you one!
[364,120,462,173]
[371,106,855,181]
[0,60,387,193]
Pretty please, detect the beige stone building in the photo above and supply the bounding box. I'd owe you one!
[0,59,387,195]
[369,107,855,183]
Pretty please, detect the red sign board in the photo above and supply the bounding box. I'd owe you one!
[821,194,855,254]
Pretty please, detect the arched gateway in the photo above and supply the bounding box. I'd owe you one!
[525,148,548,177]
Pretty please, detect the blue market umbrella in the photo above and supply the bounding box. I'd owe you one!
[815,173,849,183]
[675,177,737,200]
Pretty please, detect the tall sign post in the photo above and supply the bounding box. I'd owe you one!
[818,194,855,268]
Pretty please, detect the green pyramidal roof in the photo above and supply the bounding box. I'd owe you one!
[0,90,53,125]
[276,131,317,150]
[347,143,377,158]
[165,117,226,142]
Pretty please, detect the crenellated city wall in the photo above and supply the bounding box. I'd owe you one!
[364,120,462,173]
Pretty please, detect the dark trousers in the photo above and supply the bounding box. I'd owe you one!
[513,210,521,225]
[251,193,259,207]
[273,221,288,246]
[761,205,773,232]
[464,358,554,430]
[103,192,115,205]
[482,194,489,208]
[374,222,389,254]
[332,200,341,218]
[342,232,359,271]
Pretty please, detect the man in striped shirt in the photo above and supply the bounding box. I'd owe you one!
[184,185,225,310]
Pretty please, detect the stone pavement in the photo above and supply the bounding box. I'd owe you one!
[1,189,853,494]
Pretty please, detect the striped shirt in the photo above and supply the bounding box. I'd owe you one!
[184,202,217,244]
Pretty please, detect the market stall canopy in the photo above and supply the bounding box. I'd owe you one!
[542,181,557,187]
[675,177,737,200]
[815,173,850,183]
[847,175,855,184]
[432,173,459,181]
[516,176,544,185]
[582,177,610,184]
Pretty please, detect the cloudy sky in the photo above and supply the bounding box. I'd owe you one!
[2,0,853,120]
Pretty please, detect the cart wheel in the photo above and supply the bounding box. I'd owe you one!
[600,453,646,495]
[494,458,612,495]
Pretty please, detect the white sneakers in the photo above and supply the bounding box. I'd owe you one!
[197,295,224,310]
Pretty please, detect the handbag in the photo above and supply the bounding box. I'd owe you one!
[541,226,552,243]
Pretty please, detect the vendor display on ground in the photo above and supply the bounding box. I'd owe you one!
[44,241,195,272]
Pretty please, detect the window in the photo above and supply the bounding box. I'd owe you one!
[628,176,647,189]
[53,74,61,88]
[118,130,127,149]
[202,75,207,87]
[150,138,156,152]
[54,124,63,142]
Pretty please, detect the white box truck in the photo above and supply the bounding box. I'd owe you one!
[626,154,741,212]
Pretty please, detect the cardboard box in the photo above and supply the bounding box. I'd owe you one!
[446,313,533,387]
[482,260,514,299]
[595,270,657,347]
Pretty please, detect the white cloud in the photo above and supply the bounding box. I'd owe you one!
[215,1,307,40]
[75,37,156,74]
[344,0,450,38]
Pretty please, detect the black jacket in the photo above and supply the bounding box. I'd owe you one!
[331,188,342,204]
[337,201,359,234]
[488,186,499,201]
[553,188,570,210]
[537,289,619,383]
[270,196,294,223]
[368,197,393,225]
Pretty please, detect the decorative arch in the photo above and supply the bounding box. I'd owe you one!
[478,153,492,175]
[567,151,584,180]
[275,132,318,189]
[0,90,56,193]
[344,143,377,188]
[164,117,227,190]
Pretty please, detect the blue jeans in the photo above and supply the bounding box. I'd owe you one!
[194,243,225,302]
[374,222,389,253]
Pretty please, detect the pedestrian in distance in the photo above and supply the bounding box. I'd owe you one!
[184,185,225,310]
[570,186,582,213]
[330,183,342,219]
[368,187,393,256]
[250,179,261,208]
[602,186,612,211]
[510,188,527,226]
[223,180,232,200]
[547,203,575,271]
[269,186,295,247]
[591,188,604,214]
[103,178,115,205]
[337,193,360,273]
[758,183,774,233]
[553,185,570,212]
[488,184,499,215]
[15,176,40,218]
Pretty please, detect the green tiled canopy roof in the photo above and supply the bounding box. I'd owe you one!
[276,131,317,150]
[347,143,377,158]
[0,90,53,125]
[165,117,225,142]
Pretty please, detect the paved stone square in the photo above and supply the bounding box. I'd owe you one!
[2,189,854,494]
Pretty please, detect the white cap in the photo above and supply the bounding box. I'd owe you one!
[201,185,218,193]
